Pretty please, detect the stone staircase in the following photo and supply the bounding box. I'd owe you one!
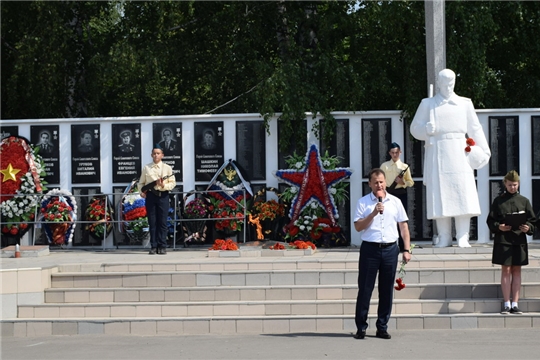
[3,245,540,336]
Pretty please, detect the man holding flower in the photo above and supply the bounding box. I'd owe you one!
[138,145,176,255]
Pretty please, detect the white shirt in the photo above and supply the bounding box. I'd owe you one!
[354,192,409,243]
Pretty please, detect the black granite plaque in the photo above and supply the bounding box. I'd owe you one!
[320,118,350,167]
[31,125,60,185]
[336,182,351,244]
[406,182,433,240]
[112,124,142,183]
[404,121,425,178]
[236,121,266,181]
[532,117,540,175]
[71,187,102,246]
[489,179,505,239]
[1,125,18,139]
[489,116,519,176]
[533,179,540,240]
[112,186,128,246]
[194,122,224,182]
[71,124,101,184]
[153,123,183,181]
[362,118,391,177]
[278,120,307,170]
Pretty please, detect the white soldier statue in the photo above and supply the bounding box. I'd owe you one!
[410,69,491,248]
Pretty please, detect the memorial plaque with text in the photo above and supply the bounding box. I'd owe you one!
[404,121,424,178]
[278,120,307,170]
[71,124,101,184]
[489,116,519,176]
[532,117,540,175]
[1,125,18,139]
[71,187,102,246]
[194,122,224,182]
[407,183,433,240]
[31,125,60,185]
[533,179,540,240]
[236,121,266,181]
[489,180,505,239]
[112,124,142,183]
[112,186,128,246]
[153,123,183,181]
[320,118,350,167]
[336,182,351,245]
[362,118,391,177]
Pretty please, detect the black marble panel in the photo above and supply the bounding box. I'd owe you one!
[407,182,434,240]
[71,187,103,247]
[71,124,101,184]
[1,125,18,139]
[236,121,266,181]
[532,179,540,240]
[404,121,424,178]
[278,120,307,170]
[320,118,350,167]
[361,118,391,177]
[532,117,540,175]
[111,124,142,183]
[153,123,183,182]
[31,125,60,185]
[489,116,519,176]
[194,122,224,182]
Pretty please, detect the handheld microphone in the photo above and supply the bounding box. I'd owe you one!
[378,197,383,214]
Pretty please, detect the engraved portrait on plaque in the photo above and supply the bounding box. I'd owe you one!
[72,124,101,184]
[112,124,142,183]
[194,122,224,182]
[31,125,60,185]
[153,123,183,181]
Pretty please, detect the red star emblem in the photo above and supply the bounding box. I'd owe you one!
[275,144,352,227]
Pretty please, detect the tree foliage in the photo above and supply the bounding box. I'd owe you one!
[2,1,539,147]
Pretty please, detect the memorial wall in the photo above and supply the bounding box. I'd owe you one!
[1,109,539,248]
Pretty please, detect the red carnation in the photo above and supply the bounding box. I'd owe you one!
[466,138,475,146]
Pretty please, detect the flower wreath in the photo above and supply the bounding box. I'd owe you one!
[39,189,77,245]
[0,136,47,239]
[120,180,149,242]
[84,195,114,241]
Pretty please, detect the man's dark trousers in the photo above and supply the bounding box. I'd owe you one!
[145,191,169,249]
[355,241,399,332]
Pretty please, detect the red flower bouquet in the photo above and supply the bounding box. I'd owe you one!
[85,195,114,240]
[209,238,238,251]
[465,137,475,153]
[209,198,245,233]
[394,244,415,291]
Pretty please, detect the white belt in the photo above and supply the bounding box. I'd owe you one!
[435,133,465,140]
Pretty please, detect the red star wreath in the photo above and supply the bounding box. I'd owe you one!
[0,136,47,239]
[274,144,353,229]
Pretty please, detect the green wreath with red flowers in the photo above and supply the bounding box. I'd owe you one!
[0,136,47,239]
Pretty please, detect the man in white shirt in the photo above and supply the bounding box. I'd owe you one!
[138,145,176,254]
[353,168,411,340]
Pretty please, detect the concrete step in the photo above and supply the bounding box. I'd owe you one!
[5,312,540,336]
[49,267,540,288]
[44,283,540,303]
[20,297,540,319]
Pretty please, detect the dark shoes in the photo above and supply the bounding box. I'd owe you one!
[375,330,391,339]
[510,306,523,314]
[501,306,511,314]
[353,330,391,340]
[149,248,157,255]
[158,247,167,255]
